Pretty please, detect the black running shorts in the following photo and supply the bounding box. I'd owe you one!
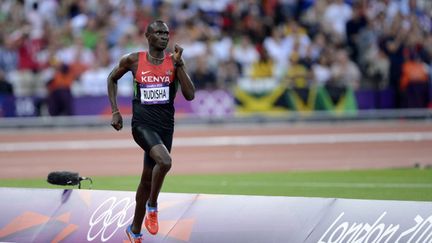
[132,125,173,167]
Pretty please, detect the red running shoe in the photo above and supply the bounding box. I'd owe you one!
[145,206,159,235]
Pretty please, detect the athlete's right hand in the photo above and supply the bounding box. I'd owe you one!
[111,113,123,131]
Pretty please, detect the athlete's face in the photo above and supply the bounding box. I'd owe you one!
[148,23,169,50]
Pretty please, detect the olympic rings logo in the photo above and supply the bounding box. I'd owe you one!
[87,196,135,242]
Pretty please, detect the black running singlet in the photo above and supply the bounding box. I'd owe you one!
[132,52,178,131]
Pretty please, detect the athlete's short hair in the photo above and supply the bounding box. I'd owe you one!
[146,20,166,33]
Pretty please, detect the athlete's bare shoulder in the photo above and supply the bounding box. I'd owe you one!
[119,52,139,68]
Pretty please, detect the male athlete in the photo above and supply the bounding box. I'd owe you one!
[107,20,195,242]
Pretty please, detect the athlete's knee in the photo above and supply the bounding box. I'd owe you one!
[151,146,172,172]
[158,155,172,172]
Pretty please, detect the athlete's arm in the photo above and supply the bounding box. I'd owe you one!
[107,53,136,131]
[173,44,195,101]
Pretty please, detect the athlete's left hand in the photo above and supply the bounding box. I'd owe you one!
[173,44,183,65]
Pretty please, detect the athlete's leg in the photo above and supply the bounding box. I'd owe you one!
[131,125,173,235]
[148,129,173,207]
[130,126,160,234]
[147,144,172,207]
[130,155,154,234]
[144,144,171,235]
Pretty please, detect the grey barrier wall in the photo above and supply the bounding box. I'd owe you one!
[0,188,431,243]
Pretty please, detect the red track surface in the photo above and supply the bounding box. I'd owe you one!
[1,121,432,179]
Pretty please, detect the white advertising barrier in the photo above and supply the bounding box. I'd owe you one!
[307,199,432,243]
[0,187,431,243]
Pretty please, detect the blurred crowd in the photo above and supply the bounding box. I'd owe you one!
[0,0,431,116]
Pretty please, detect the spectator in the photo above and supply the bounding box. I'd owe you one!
[5,26,44,97]
[285,51,312,104]
[330,49,361,90]
[264,26,287,70]
[25,2,44,40]
[403,25,430,64]
[380,16,407,106]
[425,33,432,87]
[81,17,102,50]
[399,54,430,108]
[323,0,353,41]
[0,37,18,74]
[0,69,15,117]
[211,31,233,62]
[282,19,311,60]
[346,2,368,62]
[12,26,41,71]
[191,56,217,90]
[79,60,110,96]
[249,49,274,79]
[307,32,327,62]
[239,48,277,93]
[312,54,332,87]
[233,35,259,70]
[47,63,75,116]
[284,53,311,89]
[217,48,241,90]
[56,36,95,67]
[356,11,385,72]
[326,49,361,103]
[0,70,14,95]
[301,0,328,35]
[365,48,390,90]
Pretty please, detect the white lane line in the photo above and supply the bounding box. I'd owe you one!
[1,132,432,152]
[175,181,432,189]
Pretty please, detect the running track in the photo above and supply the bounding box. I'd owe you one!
[1,121,432,179]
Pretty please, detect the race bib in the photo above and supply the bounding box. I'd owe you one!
[139,83,170,104]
